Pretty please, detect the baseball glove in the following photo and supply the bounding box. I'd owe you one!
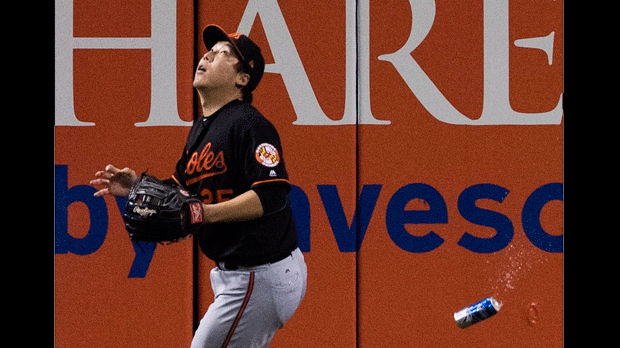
[123,173,204,244]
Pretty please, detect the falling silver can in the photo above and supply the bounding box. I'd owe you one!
[454,297,501,329]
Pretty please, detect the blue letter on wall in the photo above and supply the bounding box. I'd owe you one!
[55,165,108,255]
[457,184,513,253]
[386,183,447,253]
[522,183,563,253]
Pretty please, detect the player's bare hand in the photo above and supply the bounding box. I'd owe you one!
[90,164,138,197]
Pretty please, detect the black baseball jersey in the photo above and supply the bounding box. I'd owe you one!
[170,99,298,266]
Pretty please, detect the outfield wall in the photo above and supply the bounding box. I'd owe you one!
[55,1,563,346]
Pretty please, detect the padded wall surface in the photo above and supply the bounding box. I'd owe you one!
[55,1,563,347]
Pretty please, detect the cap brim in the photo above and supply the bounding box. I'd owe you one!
[202,24,245,61]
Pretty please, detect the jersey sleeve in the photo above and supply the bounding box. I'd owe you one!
[170,155,187,189]
[167,118,200,190]
[237,120,290,191]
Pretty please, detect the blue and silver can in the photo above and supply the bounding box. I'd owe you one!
[454,297,501,329]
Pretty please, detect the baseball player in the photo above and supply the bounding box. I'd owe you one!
[90,24,307,348]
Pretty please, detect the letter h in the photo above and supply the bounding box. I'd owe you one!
[55,0,187,126]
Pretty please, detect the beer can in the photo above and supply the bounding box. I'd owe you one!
[453,297,501,329]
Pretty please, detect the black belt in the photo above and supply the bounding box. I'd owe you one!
[218,250,293,270]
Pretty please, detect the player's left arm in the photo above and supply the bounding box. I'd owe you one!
[200,183,289,224]
[201,189,263,223]
[203,116,290,224]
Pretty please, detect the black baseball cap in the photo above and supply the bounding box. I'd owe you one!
[202,24,265,93]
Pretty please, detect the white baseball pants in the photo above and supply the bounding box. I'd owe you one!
[190,248,307,348]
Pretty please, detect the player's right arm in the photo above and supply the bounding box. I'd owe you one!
[90,164,138,197]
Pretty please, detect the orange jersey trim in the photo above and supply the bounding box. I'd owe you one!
[171,174,183,187]
[251,178,290,187]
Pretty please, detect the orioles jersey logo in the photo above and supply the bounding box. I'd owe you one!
[185,142,227,185]
[255,143,280,168]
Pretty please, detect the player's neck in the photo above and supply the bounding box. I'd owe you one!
[198,88,243,117]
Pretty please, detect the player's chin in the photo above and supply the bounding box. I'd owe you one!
[193,75,208,89]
